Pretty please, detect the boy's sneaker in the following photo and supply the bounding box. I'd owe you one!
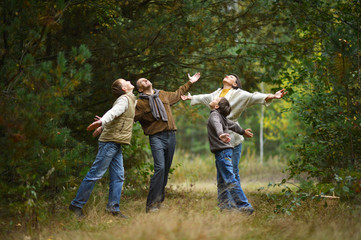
[109,211,128,219]
[105,208,128,219]
[69,204,84,218]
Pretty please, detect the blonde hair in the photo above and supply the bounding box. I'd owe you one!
[111,79,126,98]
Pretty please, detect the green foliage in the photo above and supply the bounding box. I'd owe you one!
[122,122,152,190]
[0,45,94,231]
[1,0,360,232]
[174,103,210,155]
[260,0,361,211]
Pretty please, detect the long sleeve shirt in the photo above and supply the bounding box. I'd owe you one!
[207,110,245,153]
[101,95,129,126]
[191,88,271,146]
[135,81,193,136]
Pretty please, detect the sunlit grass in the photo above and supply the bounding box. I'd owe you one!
[171,149,288,189]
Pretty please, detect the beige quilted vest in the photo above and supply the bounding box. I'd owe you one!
[99,93,136,145]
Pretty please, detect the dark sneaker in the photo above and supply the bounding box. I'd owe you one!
[110,211,128,219]
[105,209,128,219]
[69,204,84,218]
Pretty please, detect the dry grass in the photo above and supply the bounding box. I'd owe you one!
[6,151,361,240]
[10,188,361,240]
[171,150,289,190]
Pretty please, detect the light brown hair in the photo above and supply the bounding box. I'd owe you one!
[111,79,126,98]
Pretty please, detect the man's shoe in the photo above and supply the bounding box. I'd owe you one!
[69,204,84,218]
[146,206,160,213]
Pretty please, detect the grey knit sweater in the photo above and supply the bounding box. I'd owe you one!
[207,110,245,153]
[191,88,270,146]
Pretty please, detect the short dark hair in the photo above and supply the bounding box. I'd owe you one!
[111,79,126,98]
[230,74,242,89]
[217,97,231,117]
[135,78,142,93]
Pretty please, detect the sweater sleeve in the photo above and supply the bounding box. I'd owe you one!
[209,113,225,137]
[238,90,271,108]
[166,81,193,105]
[227,119,245,135]
[190,90,218,107]
[101,96,128,125]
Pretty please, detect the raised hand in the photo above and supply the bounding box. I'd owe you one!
[244,128,253,138]
[219,133,231,143]
[273,89,288,99]
[188,72,201,83]
[181,92,192,101]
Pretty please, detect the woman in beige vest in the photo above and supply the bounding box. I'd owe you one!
[69,79,136,219]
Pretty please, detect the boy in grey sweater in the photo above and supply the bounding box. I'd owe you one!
[207,97,254,214]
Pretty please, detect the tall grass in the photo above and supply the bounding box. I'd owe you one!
[10,188,361,240]
[6,150,361,240]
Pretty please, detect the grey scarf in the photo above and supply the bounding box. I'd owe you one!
[139,89,168,122]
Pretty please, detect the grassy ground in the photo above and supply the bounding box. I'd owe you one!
[6,151,361,240]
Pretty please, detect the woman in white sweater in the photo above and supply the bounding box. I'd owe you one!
[182,74,287,183]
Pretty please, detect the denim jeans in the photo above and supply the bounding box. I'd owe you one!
[231,143,242,183]
[146,131,176,211]
[71,141,125,212]
[215,148,252,210]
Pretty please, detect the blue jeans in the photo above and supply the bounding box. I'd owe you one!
[71,141,125,212]
[146,131,176,211]
[215,148,252,210]
[231,143,242,183]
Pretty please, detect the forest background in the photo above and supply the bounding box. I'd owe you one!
[0,0,360,236]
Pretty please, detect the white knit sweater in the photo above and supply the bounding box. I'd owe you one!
[191,88,272,146]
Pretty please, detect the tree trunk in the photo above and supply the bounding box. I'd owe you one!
[260,82,264,164]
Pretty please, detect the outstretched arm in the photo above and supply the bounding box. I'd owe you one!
[265,89,288,102]
[227,119,253,138]
[184,90,217,107]
[100,97,129,124]
[167,72,200,105]
[227,119,245,135]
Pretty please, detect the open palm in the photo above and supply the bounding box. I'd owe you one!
[188,72,201,83]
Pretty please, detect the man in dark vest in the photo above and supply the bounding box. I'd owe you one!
[135,72,200,212]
